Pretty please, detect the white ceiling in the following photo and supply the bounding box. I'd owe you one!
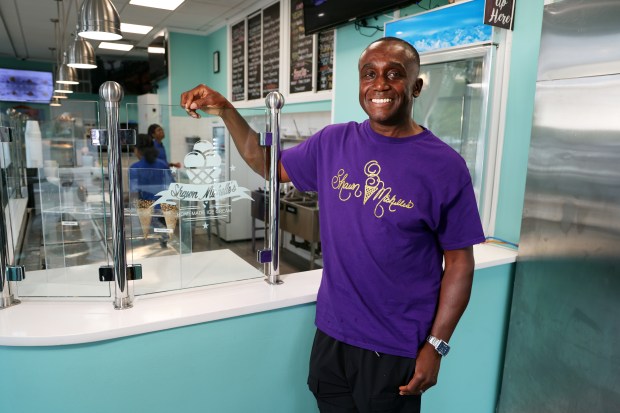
[0,0,263,62]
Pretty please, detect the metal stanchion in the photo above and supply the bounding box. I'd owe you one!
[96,81,141,309]
[258,92,285,285]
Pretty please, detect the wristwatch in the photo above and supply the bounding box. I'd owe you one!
[427,335,450,356]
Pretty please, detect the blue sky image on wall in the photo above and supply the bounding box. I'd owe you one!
[385,0,492,53]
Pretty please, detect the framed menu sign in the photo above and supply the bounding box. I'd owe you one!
[262,2,280,97]
[231,21,245,102]
[317,30,334,91]
[289,0,313,94]
[247,14,262,100]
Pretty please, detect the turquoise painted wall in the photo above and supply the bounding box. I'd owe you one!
[492,1,545,243]
[0,263,514,413]
[168,32,211,117]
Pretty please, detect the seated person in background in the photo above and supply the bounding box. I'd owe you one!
[130,134,175,246]
[148,123,182,168]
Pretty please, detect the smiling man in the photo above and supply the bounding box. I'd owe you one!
[181,37,485,413]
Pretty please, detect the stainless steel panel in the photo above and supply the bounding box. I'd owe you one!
[519,74,620,259]
[498,1,620,412]
[537,0,620,81]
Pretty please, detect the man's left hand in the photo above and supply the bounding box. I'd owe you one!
[398,343,441,396]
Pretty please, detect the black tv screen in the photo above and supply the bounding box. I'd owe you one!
[303,0,420,35]
[148,36,168,83]
[0,68,54,103]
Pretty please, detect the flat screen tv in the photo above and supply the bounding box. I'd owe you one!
[148,36,168,83]
[0,68,54,103]
[303,0,421,35]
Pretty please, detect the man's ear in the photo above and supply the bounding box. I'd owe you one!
[413,78,423,98]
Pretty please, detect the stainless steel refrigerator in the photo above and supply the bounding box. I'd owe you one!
[498,0,620,412]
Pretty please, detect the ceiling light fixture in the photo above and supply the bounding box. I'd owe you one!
[147,46,165,54]
[99,42,134,51]
[54,84,74,94]
[67,35,97,69]
[121,23,153,34]
[50,98,63,107]
[78,0,122,41]
[129,0,185,11]
[56,60,79,84]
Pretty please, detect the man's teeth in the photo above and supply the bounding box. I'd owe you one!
[372,98,392,103]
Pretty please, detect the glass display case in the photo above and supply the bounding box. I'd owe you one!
[414,46,494,207]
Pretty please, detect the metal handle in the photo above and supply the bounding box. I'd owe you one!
[98,81,138,309]
[263,92,285,285]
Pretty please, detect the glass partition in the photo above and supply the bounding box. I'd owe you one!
[3,102,300,299]
[123,104,270,295]
[15,100,112,297]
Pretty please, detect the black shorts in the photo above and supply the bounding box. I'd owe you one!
[308,329,421,413]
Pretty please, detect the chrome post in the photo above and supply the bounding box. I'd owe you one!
[100,81,132,309]
[264,92,285,285]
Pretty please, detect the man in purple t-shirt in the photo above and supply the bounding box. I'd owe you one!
[181,37,485,413]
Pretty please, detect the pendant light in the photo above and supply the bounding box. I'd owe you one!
[50,98,63,107]
[67,34,97,69]
[54,83,74,94]
[56,58,79,84]
[78,0,122,41]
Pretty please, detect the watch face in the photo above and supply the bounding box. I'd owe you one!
[437,341,450,356]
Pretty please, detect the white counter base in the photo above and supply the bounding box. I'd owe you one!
[0,244,516,346]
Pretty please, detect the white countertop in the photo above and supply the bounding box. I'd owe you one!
[0,244,516,347]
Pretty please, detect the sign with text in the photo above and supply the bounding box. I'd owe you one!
[484,0,516,30]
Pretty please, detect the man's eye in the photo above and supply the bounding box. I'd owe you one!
[388,71,402,79]
[363,72,375,79]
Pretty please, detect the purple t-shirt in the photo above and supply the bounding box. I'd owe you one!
[281,120,485,358]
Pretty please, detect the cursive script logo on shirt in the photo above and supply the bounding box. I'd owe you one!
[331,160,415,218]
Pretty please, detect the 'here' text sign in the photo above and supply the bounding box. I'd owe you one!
[484,0,516,30]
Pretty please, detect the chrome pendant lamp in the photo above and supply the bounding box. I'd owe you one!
[78,0,122,41]
[56,59,79,84]
[67,35,97,69]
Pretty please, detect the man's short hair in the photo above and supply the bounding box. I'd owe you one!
[365,37,420,66]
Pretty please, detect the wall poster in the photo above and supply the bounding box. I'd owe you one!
[262,2,280,97]
[231,21,245,102]
[289,0,313,94]
[317,30,334,91]
[247,13,262,100]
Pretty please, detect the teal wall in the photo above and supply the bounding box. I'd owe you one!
[0,263,514,413]
[492,1,545,243]
[168,32,211,117]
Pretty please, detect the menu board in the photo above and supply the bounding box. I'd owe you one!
[317,30,334,91]
[289,0,313,94]
[231,21,245,102]
[247,14,262,100]
[262,2,280,97]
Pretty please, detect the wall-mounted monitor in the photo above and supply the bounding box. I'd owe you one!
[0,68,54,103]
[302,0,421,35]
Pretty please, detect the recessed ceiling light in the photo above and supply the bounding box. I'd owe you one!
[121,23,153,34]
[148,47,166,54]
[99,42,134,51]
[129,0,185,11]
